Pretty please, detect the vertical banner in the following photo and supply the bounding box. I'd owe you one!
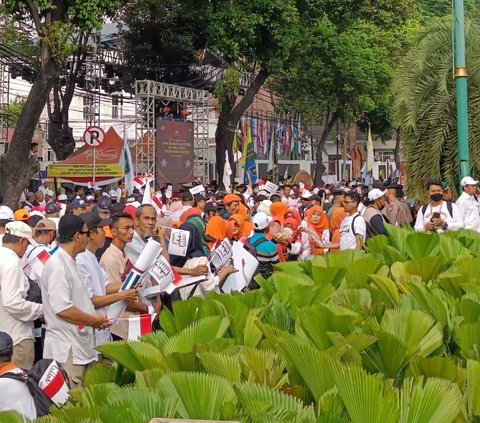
[156,119,194,185]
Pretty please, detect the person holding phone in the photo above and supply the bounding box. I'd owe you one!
[414,179,463,233]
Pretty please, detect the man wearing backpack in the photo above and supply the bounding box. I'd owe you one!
[414,179,463,233]
[0,331,37,419]
[363,189,389,238]
[456,176,480,232]
[245,212,279,280]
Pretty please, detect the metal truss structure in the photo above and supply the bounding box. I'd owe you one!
[135,80,210,183]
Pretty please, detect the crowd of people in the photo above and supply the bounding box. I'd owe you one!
[1,172,480,418]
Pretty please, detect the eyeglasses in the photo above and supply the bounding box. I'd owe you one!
[78,230,90,237]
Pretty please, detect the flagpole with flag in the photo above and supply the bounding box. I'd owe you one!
[123,124,135,195]
[223,150,232,192]
[367,123,374,188]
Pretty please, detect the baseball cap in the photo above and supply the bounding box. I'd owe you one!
[108,190,118,198]
[45,202,61,214]
[81,212,111,231]
[461,176,479,186]
[252,212,273,231]
[58,214,86,241]
[14,208,30,222]
[5,221,34,243]
[35,218,57,231]
[71,198,86,209]
[194,194,206,203]
[84,194,95,203]
[181,191,193,202]
[253,194,268,203]
[368,188,387,201]
[57,194,68,201]
[97,196,112,212]
[204,202,219,213]
[301,191,312,200]
[0,332,13,358]
[44,189,54,197]
[0,205,14,221]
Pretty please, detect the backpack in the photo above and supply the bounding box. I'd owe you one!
[244,237,273,288]
[0,359,70,417]
[421,201,453,218]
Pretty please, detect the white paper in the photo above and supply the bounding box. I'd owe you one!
[168,228,191,256]
[38,360,70,406]
[149,255,176,290]
[265,181,279,193]
[209,237,233,269]
[136,238,163,271]
[165,275,206,294]
[222,241,259,293]
[189,184,205,195]
[243,186,253,200]
[165,185,173,199]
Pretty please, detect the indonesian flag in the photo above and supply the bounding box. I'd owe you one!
[24,248,51,280]
[127,313,157,340]
[133,177,145,191]
[152,193,164,216]
[38,360,70,407]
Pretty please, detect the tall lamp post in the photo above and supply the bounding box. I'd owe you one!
[454,0,470,179]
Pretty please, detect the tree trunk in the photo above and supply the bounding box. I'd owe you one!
[215,69,269,189]
[0,58,58,209]
[313,111,339,185]
[394,128,401,171]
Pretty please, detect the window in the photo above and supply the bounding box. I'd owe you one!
[83,96,94,120]
[112,95,123,119]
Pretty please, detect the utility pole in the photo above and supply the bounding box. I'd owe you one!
[454,0,470,179]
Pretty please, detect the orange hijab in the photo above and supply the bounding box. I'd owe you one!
[305,205,330,234]
[205,215,226,249]
[270,202,288,224]
[180,207,203,223]
[284,208,302,225]
[226,214,250,241]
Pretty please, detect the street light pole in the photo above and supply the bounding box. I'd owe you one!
[453,0,470,179]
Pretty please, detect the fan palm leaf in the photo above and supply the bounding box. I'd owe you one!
[455,322,480,360]
[197,351,242,382]
[159,296,203,336]
[330,361,399,423]
[239,347,288,388]
[407,356,466,387]
[467,359,480,418]
[156,372,236,420]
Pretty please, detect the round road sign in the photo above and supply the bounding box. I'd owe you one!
[83,126,105,148]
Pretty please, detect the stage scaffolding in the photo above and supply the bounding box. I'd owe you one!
[134,80,210,183]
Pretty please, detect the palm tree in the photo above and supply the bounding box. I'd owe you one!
[393,17,480,200]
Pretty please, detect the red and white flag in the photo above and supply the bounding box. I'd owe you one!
[133,176,145,191]
[127,313,157,340]
[24,248,51,280]
[38,360,70,407]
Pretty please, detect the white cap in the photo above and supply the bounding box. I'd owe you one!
[58,194,68,201]
[301,190,312,199]
[29,210,45,219]
[368,188,387,201]
[0,205,14,221]
[45,189,54,197]
[5,221,34,243]
[461,176,479,186]
[108,190,118,198]
[252,212,273,230]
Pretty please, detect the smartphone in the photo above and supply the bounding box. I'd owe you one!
[432,212,441,220]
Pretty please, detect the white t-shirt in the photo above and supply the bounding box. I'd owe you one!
[76,250,112,346]
[0,368,36,419]
[339,212,366,251]
[41,247,97,365]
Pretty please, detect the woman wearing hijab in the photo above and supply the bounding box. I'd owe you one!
[330,206,348,253]
[300,205,330,259]
[179,208,210,256]
[283,217,302,261]
[205,215,227,249]
[225,214,249,243]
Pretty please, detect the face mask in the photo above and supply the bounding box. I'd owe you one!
[430,193,443,202]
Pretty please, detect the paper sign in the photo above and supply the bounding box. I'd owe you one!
[265,181,279,193]
[189,184,205,195]
[209,237,233,269]
[149,255,176,290]
[222,241,259,293]
[168,228,190,257]
[38,360,70,407]
[243,186,253,200]
[165,275,206,295]
[165,185,173,199]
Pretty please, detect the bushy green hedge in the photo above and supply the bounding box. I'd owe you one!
[7,224,480,422]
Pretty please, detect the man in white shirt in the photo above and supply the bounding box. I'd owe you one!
[0,221,43,369]
[41,214,110,387]
[0,332,36,419]
[77,213,138,347]
[414,179,464,233]
[456,176,480,232]
[322,192,367,251]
